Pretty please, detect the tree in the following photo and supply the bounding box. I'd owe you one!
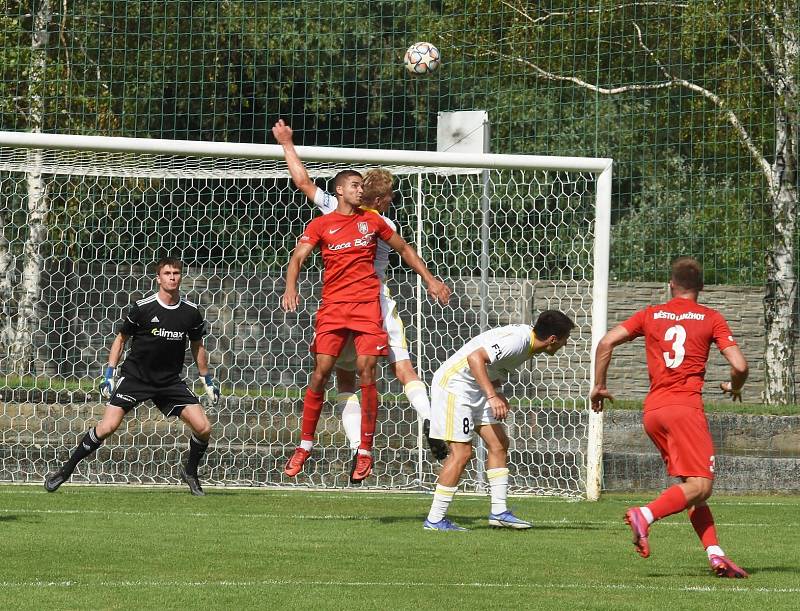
[3,0,53,374]
[445,1,797,403]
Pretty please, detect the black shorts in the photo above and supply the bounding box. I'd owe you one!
[109,375,200,417]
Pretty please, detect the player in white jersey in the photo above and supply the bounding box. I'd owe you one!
[273,120,449,461]
[423,310,575,531]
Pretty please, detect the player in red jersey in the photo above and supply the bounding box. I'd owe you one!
[273,119,450,461]
[590,257,750,578]
[281,169,451,482]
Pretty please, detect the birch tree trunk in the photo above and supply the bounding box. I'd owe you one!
[8,0,52,375]
[0,223,15,359]
[764,158,798,403]
[762,6,798,402]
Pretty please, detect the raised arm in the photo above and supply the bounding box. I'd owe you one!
[719,345,749,401]
[384,232,451,305]
[281,240,316,312]
[590,325,633,412]
[272,119,318,202]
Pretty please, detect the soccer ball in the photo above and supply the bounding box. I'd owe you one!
[404,42,441,75]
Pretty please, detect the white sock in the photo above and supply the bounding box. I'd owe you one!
[300,439,313,451]
[426,484,458,523]
[639,506,655,524]
[487,467,509,514]
[337,392,361,450]
[404,380,431,421]
[706,545,725,558]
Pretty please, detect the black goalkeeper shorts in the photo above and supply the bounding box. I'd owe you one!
[109,375,200,417]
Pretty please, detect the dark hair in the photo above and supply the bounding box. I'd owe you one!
[671,256,703,291]
[533,310,576,340]
[332,169,363,191]
[154,257,183,274]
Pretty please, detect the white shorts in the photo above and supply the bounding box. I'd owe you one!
[429,379,498,443]
[337,284,410,371]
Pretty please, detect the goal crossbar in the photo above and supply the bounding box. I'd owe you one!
[0,131,612,173]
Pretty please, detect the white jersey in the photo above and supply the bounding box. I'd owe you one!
[429,324,537,442]
[314,187,394,279]
[433,324,536,391]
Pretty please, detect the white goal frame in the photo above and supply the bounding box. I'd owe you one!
[0,131,611,500]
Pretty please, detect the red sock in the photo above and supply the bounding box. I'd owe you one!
[646,484,688,520]
[359,383,378,452]
[300,389,324,442]
[688,505,719,548]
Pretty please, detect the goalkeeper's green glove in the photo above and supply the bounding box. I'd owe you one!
[200,373,220,406]
[99,366,116,399]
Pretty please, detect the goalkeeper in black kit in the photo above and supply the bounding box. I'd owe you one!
[44,257,221,496]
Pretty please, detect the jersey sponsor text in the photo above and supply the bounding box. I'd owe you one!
[151,327,185,340]
[653,310,706,321]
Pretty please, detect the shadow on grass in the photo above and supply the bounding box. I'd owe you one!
[376,514,440,525]
[745,566,796,575]
[530,523,605,531]
[192,490,245,497]
[374,514,484,526]
[643,566,765,580]
[373,511,607,531]
[373,514,604,532]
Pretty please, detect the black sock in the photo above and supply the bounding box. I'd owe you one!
[185,435,209,476]
[63,427,104,473]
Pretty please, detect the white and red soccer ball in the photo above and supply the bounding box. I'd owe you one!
[404,42,441,75]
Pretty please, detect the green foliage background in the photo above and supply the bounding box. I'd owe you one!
[1,1,790,285]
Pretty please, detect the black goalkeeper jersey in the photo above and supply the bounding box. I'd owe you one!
[117,293,208,386]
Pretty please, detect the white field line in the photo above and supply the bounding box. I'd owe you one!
[0,507,793,527]
[0,508,371,520]
[603,498,800,507]
[0,578,798,594]
[691,500,800,507]
[0,486,798,507]
[0,487,577,501]
[0,483,436,495]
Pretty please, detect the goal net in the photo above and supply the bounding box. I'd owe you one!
[0,132,611,498]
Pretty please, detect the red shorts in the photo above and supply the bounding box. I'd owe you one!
[312,300,388,357]
[643,404,715,479]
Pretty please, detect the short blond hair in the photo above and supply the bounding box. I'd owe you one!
[362,168,394,201]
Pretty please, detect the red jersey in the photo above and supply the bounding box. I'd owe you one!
[620,297,737,411]
[299,208,395,304]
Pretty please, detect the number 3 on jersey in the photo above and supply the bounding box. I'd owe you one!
[663,324,686,368]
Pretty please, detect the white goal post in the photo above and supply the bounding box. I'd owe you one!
[0,131,611,500]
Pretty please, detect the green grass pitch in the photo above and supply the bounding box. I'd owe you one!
[1,485,798,610]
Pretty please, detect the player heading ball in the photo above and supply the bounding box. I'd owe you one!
[279,163,451,484]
